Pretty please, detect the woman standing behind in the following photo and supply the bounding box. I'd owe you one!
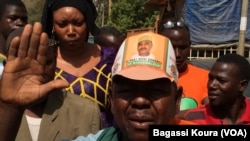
[41,0,117,128]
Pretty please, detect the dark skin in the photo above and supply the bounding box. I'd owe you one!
[94,27,125,50]
[159,27,190,73]
[0,23,69,141]
[53,6,101,77]
[0,4,27,55]
[111,76,182,141]
[176,62,248,122]
[208,62,247,124]
[4,27,58,118]
[0,4,27,39]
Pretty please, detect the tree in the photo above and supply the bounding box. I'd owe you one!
[108,0,158,34]
[22,0,45,24]
[93,0,108,27]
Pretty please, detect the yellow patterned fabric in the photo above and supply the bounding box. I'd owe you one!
[54,47,116,110]
[55,65,112,109]
[54,47,117,128]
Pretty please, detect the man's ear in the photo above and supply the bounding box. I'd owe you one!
[240,80,249,92]
[176,85,183,100]
[175,85,183,114]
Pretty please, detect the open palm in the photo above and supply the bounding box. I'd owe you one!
[0,23,68,106]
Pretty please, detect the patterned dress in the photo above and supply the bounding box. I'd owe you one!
[54,47,117,128]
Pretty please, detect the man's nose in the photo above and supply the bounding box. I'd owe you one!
[208,79,217,89]
[130,96,151,109]
[174,47,181,57]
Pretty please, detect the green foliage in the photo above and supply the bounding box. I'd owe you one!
[21,0,157,34]
[22,0,45,24]
[107,0,158,34]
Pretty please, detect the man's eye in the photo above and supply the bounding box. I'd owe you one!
[179,45,189,50]
[218,79,227,84]
[149,91,168,100]
[115,89,134,99]
[8,16,18,21]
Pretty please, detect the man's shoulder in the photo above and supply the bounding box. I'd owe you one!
[179,64,208,81]
[179,106,208,121]
[172,118,197,125]
[47,90,99,111]
[63,91,99,108]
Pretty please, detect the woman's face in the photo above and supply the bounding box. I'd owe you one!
[52,7,87,48]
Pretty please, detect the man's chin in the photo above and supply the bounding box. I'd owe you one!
[177,63,187,73]
[126,133,149,141]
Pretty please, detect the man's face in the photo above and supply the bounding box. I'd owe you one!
[111,76,180,141]
[0,4,27,39]
[160,28,190,73]
[137,40,152,56]
[207,62,242,107]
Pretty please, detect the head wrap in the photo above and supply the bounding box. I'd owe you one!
[41,0,99,39]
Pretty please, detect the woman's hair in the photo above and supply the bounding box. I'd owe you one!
[41,0,99,40]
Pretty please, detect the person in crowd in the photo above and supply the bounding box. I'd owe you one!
[0,0,28,56]
[0,24,194,141]
[178,53,250,124]
[94,26,125,51]
[41,0,117,128]
[4,24,101,141]
[159,19,209,109]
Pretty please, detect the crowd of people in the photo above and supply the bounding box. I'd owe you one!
[0,0,250,141]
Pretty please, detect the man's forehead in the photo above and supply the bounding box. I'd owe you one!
[4,5,27,16]
[210,62,239,77]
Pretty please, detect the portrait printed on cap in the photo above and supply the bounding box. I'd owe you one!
[113,32,177,79]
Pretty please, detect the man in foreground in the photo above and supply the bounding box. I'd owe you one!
[0,23,193,141]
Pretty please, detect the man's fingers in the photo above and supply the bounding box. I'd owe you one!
[8,37,20,61]
[28,22,43,59]
[36,32,49,66]
[17,24,32,58]
[41,80,69,95]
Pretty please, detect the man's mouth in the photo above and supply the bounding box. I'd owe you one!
[128,116,154,130]
[208,93,219,100]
